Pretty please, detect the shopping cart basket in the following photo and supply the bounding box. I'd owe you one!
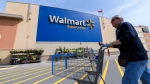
[77,46,108,84]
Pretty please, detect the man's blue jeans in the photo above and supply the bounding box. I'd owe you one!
[122,60,150,84]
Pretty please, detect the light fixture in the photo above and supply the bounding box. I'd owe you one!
[80,42,82,45]
[0,34,1,39]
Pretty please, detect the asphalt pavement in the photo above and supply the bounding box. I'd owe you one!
[0,55,150,84]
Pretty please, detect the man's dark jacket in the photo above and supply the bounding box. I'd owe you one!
[114,22,148,62]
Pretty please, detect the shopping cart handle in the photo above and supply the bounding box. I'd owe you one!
[107,48,110,56]
[100,46,110,57]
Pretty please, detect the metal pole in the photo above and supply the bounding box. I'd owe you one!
[101,11,105,29]
[100,10,108,43]
[28,0,33,20]
[52,55,54,74]
[65,54,68,69]
[26,0,34,49]
[30,0,34,13]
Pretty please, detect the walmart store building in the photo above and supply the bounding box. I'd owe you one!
[0,1,150,64]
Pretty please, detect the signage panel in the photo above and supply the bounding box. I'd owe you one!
[142,28,149,33]
[36,6,102,42]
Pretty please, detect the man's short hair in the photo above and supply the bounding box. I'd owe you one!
[111,15,124,22]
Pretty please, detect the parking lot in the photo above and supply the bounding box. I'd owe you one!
[0,55,150,84]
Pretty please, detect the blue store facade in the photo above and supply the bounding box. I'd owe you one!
[37,6,102,42]
[35,6,103,55]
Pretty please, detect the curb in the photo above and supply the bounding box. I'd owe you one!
[0,65,18,70]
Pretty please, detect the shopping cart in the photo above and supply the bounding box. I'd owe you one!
[77,46,108,84]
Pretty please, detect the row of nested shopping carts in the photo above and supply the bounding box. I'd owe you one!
[52,46,107,84]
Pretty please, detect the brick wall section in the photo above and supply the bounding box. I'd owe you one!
[145,38,150,43]
[143,33,150,51]
[0,49,13,65]
[0,17,19,49]
[143,33,150,37]
[147,44,150,51]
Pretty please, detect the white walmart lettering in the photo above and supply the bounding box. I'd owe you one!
[49,15,86,26]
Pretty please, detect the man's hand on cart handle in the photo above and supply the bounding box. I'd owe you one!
[102,44,110,56]
[99,42,114,48]
[98,42,110,57]
[99,42,111,48]
[102,44,109,47]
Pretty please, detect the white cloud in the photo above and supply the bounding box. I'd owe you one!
[123,0,150,28]
[99,0,150,29]
[118,0,140,12]
[105,0,141,17]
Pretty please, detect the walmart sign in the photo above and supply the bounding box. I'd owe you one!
[49,15,86,26]
[36,6,102,42]
[49,15,95,29]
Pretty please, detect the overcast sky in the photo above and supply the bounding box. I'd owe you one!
[0,0,150,29]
